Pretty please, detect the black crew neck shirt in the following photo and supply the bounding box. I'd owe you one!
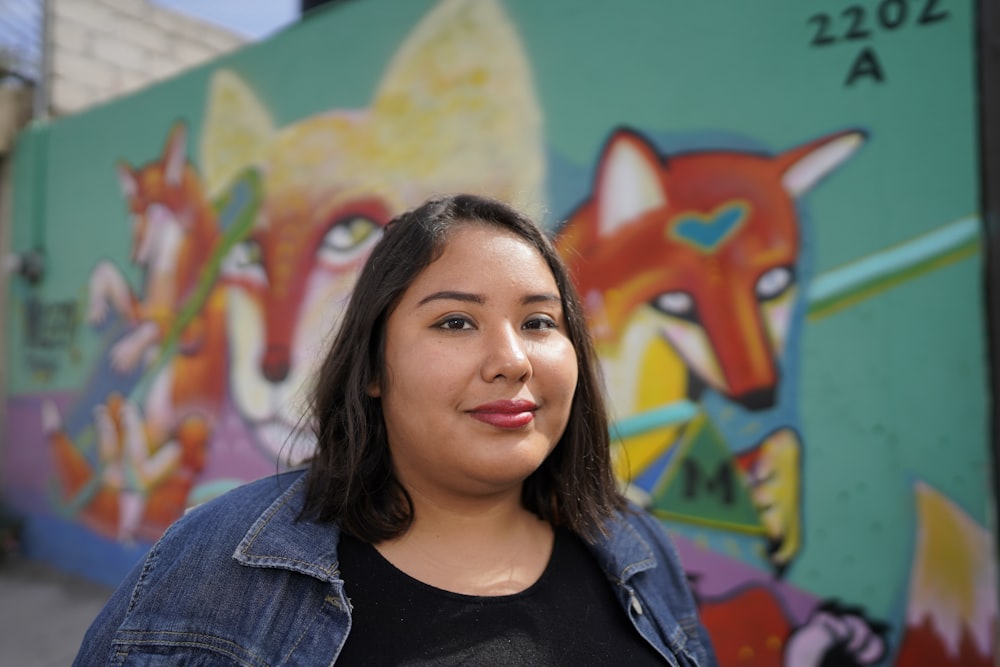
[336,527,666,665]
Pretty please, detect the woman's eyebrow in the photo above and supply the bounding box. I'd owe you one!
[417,291,484,307]
[523,293,561,306]
[416,292,561,307]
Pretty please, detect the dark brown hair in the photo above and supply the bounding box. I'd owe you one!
[301,194,624,542]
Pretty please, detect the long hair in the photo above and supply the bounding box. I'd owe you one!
[301,194,624,542]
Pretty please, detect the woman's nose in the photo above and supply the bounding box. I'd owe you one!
[482,325,532,382]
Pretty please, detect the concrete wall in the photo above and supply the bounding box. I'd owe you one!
[48,0,246,115]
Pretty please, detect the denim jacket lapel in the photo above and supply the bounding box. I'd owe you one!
[233,471,344,584]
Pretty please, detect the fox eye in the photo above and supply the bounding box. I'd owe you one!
[652,291,695,319]
[320,216,382,266]
[222,240,266,284]
[756,266,795,301]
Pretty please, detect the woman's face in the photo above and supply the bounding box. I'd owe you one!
[373,222,579,502]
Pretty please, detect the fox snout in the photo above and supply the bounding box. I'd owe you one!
[261,344,291,384]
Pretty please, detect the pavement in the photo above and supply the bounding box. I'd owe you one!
[0,556,113,667]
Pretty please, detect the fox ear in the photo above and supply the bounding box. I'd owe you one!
[780,129,867,197]
[117,162,138,200]
[201,69,275,200]
[595,130,667,238]
[369,0,544,215]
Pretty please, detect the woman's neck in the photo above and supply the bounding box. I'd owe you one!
[374,485,555,596]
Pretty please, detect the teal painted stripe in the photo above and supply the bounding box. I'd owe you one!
[610,400,699,440]
[808,216,981,305]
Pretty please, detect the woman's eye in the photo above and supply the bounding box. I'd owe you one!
[438,317,473,331]
[524,316,557,331]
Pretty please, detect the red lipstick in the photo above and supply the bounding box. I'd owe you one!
[468,400,537,429]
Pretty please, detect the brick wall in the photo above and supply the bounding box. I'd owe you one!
[49,0,247,115]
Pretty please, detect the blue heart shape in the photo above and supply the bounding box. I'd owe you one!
[671,203,747,252]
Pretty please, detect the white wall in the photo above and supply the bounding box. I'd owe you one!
[49,0,247,115]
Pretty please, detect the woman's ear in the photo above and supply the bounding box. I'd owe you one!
[367,380,381,397]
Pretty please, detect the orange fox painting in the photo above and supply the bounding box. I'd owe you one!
[557,127,865,570]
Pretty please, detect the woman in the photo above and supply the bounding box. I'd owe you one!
[75,194,716,666]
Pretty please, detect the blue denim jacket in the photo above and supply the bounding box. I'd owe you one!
[75,470,717,666]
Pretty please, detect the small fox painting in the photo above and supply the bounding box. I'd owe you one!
[46,122,227,542]
[88,122,223,377]
[558,127,866,569]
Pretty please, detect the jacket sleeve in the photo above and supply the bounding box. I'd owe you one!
[72,555,147,666]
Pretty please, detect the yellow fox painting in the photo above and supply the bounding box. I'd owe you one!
[202,0,546,464]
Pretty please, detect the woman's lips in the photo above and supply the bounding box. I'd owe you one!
[468,400,537,429]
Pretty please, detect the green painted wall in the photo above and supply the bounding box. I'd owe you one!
[4,1,991,664]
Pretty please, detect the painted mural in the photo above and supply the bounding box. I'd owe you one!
[2,0,992,665]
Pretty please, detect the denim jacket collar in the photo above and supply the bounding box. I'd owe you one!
[589,508,658,583]
[233,471,657,589]
[233,472,344,584]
